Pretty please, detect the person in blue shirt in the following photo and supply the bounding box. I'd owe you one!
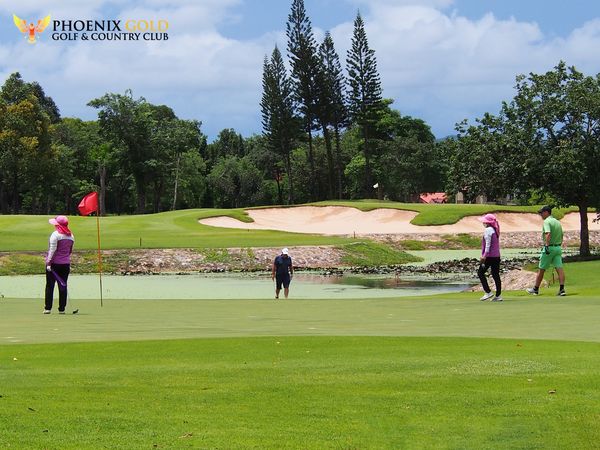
[271,248,294,299]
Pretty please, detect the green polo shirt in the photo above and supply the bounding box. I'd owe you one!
[543,216,563,246]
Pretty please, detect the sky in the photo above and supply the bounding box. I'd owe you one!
[1,0,600,141]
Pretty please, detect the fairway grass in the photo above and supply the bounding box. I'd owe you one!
[2,337,600,449]
[0,202,582,251]
[0,209,350,251]
[2,260,600,448]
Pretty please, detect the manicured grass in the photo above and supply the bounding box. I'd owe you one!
[339,241,422,266]
[1,337,599,449]
[1,260,599,344]
[548,257,599,295]
[310,200,578,225]
[1,261,599,448]
[0,202,584,252]
[0,209,350,251]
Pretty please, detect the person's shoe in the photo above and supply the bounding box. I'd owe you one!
[492,295,503,302]
[58,310,66,315]
[557,289,566,297]
[480,291,494,301]
[43,310,51,314]
[526,288,539,296]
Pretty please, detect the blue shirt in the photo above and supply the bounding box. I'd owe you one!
[274,255,292,277]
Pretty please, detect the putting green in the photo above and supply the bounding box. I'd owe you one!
[1,260,598,346]
[2,290,599,345]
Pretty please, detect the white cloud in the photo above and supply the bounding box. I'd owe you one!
[0,0,242,18]
[350,0,455,9]
[331,3,600,135]
[0,0,268,136]
[2,1,600,139]
[1,0,124,19]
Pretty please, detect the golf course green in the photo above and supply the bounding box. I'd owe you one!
[1,205,598,449]
[1,259,600,448]
[0,202,577,251]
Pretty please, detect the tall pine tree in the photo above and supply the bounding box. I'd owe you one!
[260,47,298,204]
[346,12,383,197]
[286,0,320,200]
[319,32,348,199]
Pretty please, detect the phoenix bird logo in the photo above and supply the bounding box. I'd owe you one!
[13,14,51,44]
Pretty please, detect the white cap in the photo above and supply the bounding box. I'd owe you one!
[282,248,289,255]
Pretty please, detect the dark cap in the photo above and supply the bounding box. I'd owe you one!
[538,205,552,214]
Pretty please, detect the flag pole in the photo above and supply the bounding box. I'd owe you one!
[96,211,103,307]
[78,191,102,306]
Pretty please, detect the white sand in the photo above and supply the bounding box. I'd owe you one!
[200,206,600,235]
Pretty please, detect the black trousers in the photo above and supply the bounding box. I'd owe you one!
[45,264,70,311]
[478,257,501,296]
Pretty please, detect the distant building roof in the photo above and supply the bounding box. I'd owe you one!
[419,192,447,204]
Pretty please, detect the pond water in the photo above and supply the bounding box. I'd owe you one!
[407,248,542,266]
[0,272,473,300]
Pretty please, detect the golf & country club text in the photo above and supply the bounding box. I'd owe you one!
[51,19,169,41]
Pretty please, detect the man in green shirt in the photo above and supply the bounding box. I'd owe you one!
[527,206,566,296]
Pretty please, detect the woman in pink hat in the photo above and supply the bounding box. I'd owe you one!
[477,213,502,301]
[44,215,75,314]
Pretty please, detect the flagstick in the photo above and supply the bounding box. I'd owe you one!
[96,212,103,307]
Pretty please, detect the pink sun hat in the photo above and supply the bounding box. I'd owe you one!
[478,213,497,224]
[478,213,500,235]
[49,215,72,236]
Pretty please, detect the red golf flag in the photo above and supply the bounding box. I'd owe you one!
[78,192,98,216]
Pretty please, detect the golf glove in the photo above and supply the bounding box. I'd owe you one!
[46,265,51,271]
[544,246,550,255]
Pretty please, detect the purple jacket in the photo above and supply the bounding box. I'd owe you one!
[46,231,74,265]
[481,227,500,258]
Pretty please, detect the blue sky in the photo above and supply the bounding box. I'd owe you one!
[1,0,600,140]
[221,0,600,40]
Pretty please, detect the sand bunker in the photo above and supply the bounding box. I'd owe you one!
[200,206,600,236]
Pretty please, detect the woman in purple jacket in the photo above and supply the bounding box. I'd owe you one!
[44,215,75,314]
[477,213,502,301]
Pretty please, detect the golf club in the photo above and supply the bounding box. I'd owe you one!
[67,288,79,315]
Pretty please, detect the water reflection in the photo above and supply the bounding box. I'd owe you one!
[3,272,476,300]
[285,273,474,293]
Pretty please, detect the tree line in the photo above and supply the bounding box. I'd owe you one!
[260,1,446,203]
[444,61,600,255]
[1,0,598,258]
[0,0,445,216]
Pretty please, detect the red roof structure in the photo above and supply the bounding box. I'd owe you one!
[419,192,447,204]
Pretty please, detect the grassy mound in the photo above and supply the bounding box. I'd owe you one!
[0,209,349,251]
[1,203,585,252]
[311,200,579,225]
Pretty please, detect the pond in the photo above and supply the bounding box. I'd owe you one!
[0,272,473,300]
